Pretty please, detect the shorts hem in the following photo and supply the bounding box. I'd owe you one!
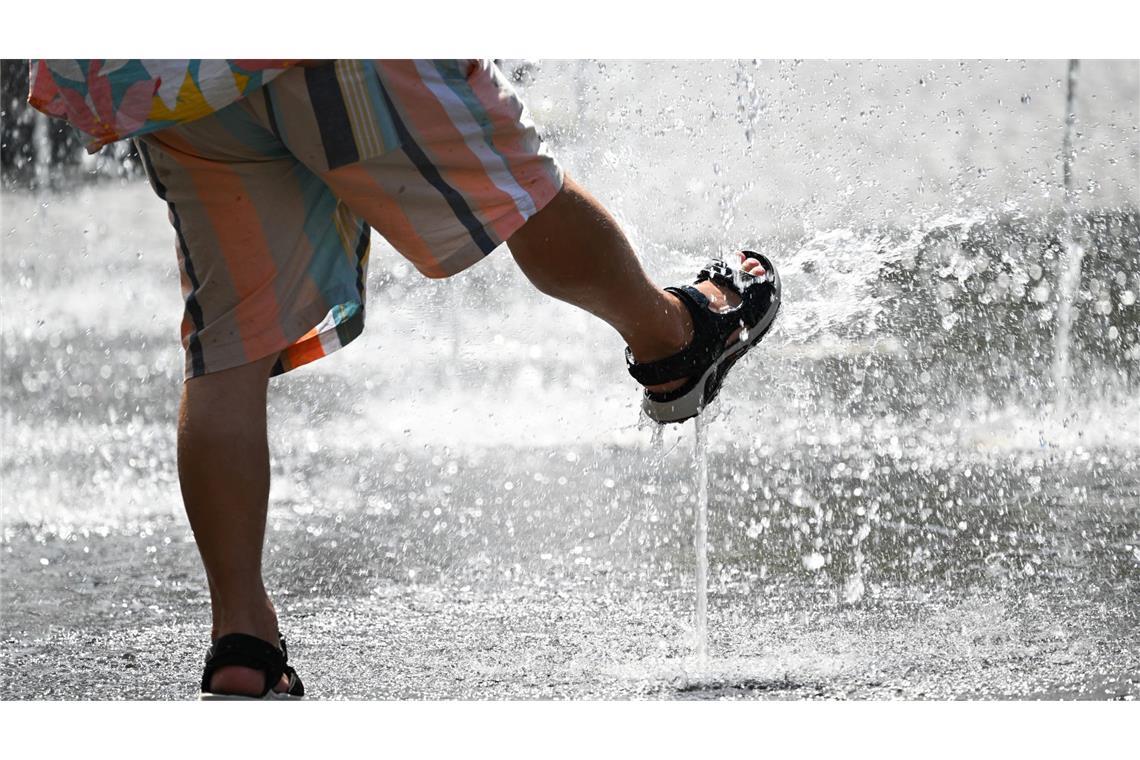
[411,167,566,280]
[182,298,365,380]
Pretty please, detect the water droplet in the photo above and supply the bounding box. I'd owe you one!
[802,553,826,571]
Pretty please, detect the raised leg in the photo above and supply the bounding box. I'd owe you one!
[507,175,766,392]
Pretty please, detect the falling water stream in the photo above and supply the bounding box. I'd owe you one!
[692,416,710,667]
[1052,59,1083,414]
[31,111,51,192]
[679,60,764,669]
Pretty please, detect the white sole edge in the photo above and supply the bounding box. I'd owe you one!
[198,691,305,701]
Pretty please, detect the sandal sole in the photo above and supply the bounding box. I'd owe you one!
[198,691,305,701]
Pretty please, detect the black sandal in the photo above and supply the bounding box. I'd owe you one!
[199,632,306,701]
[626,251,781,424]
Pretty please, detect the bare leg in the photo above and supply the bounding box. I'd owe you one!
[178,353,287,696]
[508,176,766,390]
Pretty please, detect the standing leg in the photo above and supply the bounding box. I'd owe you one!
[137,76,373,698]
[177,353,288,696]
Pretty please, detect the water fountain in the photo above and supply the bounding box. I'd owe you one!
[1,59,1137,700]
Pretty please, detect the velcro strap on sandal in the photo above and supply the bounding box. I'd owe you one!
[626,285,723,386]
[201,633,286,697]
[699,254,776,327]
[698,254,772,289]
[696,259,739,290]
[277,635,305,697]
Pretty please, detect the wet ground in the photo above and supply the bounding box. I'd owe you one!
[3,436,1137,700]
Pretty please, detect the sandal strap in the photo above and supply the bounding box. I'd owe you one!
[698,254,777,326]
[201,633,286,697]
[626,285,722,386]
[278,635,305,697]
[696,259,741,290]
[626,253,778,387]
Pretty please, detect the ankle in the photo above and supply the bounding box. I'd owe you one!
[214,597,279,644]
[626,290,693,364]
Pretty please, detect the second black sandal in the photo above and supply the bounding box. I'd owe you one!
[199,632,305,701]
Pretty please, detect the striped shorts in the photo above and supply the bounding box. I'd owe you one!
[137,59,564,379]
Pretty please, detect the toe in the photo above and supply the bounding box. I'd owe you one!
[742,256,766,276]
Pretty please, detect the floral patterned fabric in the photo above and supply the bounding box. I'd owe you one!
[27,59,300,152]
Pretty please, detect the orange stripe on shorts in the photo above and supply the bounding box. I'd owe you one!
[326,163,449,278]
[157,130,289,363]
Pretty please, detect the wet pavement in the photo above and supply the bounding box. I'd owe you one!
[3,441,1137,700]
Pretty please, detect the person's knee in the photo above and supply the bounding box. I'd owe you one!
[179,354,277,429]
[184,354,277,397]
